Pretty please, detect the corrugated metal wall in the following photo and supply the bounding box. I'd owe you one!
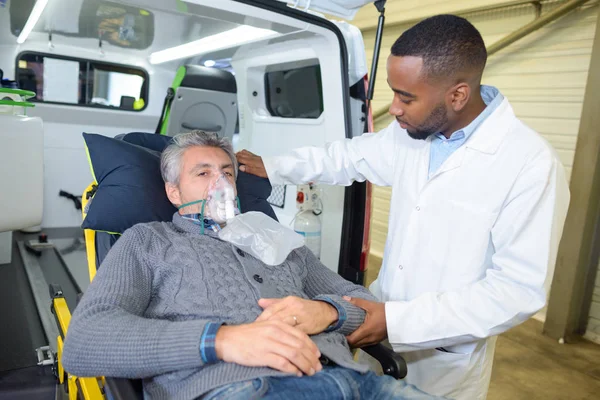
[357,0,600,333]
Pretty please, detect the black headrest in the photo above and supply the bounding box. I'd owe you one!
[180,65,237,93]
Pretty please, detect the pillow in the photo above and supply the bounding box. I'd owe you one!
[82,132,277,234]
[120,131,174,152]
[82,133,177,233]
[236,171,278,221]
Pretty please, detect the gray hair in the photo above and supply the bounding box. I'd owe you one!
[160,130,238,185]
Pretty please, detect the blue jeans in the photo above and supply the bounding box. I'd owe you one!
[201,367,442,399]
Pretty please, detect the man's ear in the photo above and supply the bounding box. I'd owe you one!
[165,183,181,206]
[448,82,470,112]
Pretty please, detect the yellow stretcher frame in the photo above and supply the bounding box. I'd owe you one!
[50,183,105,400]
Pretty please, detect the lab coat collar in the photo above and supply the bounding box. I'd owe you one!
[464,97,514,155]
[425,95,514,180]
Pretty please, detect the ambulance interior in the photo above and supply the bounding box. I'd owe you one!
[0,0,383,398]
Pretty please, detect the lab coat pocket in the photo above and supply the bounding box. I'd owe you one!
[432,349,477,399]
[404,347,475,399]
[437,200,496,281]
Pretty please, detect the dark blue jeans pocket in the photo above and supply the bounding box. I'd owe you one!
[202,378,267,400]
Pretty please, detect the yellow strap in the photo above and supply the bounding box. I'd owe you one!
[84,144,98,184]
[81,183,98,282]
[85,228,97,282]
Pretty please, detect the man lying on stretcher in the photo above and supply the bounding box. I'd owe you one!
[62,130,440,400]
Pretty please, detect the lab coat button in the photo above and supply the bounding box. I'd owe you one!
[415,206,421,211]
[398,265,404,270]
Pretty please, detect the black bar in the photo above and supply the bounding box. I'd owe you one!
[362,343,407,379]
[367,1,387,103]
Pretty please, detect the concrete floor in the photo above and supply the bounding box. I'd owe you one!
[489,319,600,400]
[364,255,600,399]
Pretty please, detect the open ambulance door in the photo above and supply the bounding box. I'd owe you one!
[200,0,376,284]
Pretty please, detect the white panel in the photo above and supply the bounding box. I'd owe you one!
[43,147,92,228]
[227,0,351,272]
[0,115,43,232]
[277,0,374,20]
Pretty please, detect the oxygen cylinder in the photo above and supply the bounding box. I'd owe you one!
[294,184,322,258]
[294,210,321,258]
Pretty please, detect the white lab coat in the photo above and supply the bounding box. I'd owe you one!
[263,97,570,399]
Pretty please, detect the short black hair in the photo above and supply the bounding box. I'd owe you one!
[391,15,487,82]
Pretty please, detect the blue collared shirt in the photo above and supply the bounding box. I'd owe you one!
[428,85,504,178]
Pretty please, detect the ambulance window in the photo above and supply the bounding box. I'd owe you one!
[265,65,323,119]
[15,52,148,111]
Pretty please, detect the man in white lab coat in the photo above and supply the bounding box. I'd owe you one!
[237,15,570,400]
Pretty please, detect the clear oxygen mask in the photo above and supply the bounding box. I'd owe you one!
[205,173,238,224]
[177,172,240,231]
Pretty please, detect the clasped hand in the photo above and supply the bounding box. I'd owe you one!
[256,296,339,335]
[214,296,338,377]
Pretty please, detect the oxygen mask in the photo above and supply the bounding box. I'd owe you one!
[177,172,240,233]
[205,173,238,224]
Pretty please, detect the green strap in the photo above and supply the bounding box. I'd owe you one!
[84,144,98,184]
[0,88,36,99]
[179,198,241,212]
[200,200,206,235]
[177,199,205,210]
[0,100,35,107]
[159,66,187,135]
[178,199,207,235]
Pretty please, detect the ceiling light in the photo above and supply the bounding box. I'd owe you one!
[17,0,49,44]
[150,25,277,65]
[203,60,216,67]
